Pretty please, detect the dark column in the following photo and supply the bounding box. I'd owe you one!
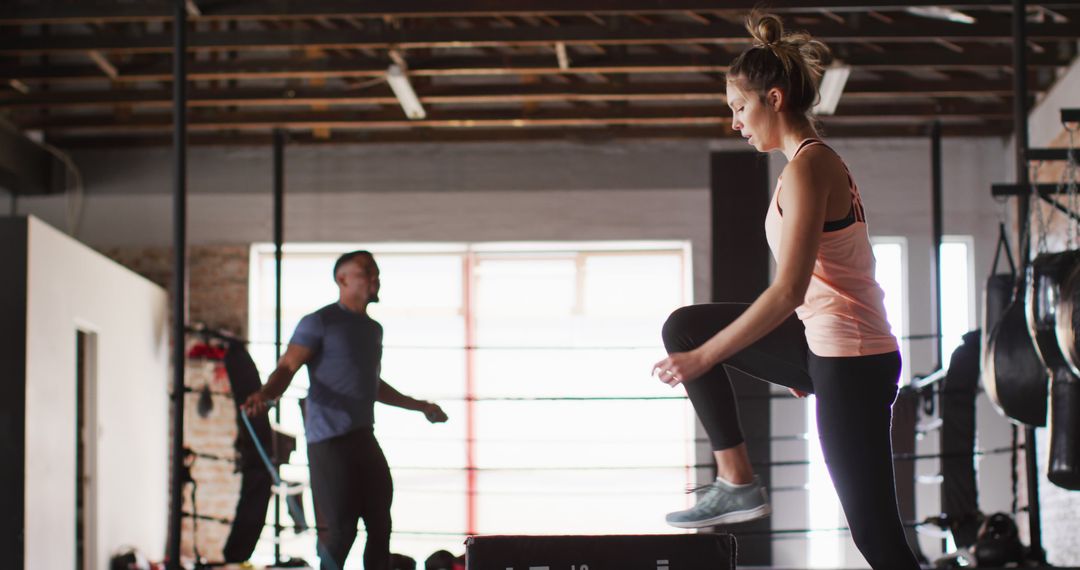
[0,218,27,570]
[710,151,771,565]
[1011,0,1046,562]
[167,0,188,567]
[272,128,285,564]
[930,121,943,370]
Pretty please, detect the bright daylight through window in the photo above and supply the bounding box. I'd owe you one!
[249,241,694,565]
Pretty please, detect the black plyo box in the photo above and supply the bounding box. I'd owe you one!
[465,534,736,570]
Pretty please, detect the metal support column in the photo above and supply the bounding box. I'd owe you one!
[167,0,188,568]
[931,120,944,370]
[272,128,285,565]
[1012,0,1047,562]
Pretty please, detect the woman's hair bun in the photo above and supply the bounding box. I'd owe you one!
[728,11,833,118]
[748,12,785,48]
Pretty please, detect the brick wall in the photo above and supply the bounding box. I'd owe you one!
[181,353,243,563]
[102,245,250,337]
[102,245,253,564]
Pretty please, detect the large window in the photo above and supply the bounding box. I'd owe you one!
[873,238,909,384]
[938,237,976,363]
[248,242,693,567]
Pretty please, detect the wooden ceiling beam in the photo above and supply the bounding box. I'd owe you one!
[3,19,1079,56]
[18,102,1013,133]
[2,49,1070,84]
[0,78,1037,111]
[4,0,1078,25]
[43,121,1014,149]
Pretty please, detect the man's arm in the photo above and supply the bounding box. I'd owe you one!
[377,380,448,423]
[241,343,314,415]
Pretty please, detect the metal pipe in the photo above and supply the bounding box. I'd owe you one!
[272,127,285,565]
[1024,425,1046,563]
[1014,0,1031,271]
[1012,0,1046,563]
[167,0,188,568]
[930,120,943,370]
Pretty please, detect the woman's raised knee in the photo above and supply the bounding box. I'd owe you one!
[662,305,705,352]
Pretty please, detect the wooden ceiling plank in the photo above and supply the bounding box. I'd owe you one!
[3,19,1079,56]
[18,100,1014,134]
[43,121,1015,149]
[4,1,1078,25]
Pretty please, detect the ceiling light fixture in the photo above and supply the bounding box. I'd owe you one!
[906,6,977,24]
[814,65,851,116]
[386,64,426,120]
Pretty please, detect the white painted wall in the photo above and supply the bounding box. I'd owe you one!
[15,135,1020,566]
[1024,52,1080,567]
[23,216,169,570]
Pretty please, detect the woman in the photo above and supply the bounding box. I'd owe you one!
[652,12,920,570]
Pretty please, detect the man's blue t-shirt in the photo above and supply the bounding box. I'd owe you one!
[290,303,382,443]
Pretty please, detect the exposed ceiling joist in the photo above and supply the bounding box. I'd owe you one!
[44,122,1014,149]
[17,102,1013,134]
[1,1,1073,143]
[2,0,1077,25]
[1,49,1071,84]
[0,78,1033,111]
[2,20,1078,56]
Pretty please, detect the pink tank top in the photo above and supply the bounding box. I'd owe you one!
[763,139,898,358]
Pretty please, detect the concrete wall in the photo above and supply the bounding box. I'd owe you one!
[14,134,1022,566]
[22,216,170,569]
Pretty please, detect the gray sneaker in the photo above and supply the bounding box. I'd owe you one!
[665,476,771,528]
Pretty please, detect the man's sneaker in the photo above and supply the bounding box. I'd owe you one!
[665,476,771,528]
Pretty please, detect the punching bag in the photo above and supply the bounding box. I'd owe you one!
[941,331,982,547]
[985,288,1048,426]
[1048,374,1080,489]
[983,225,1048,427]
[1048,260,1080,489]
[983,224,1017,351]
[983,274,1013,362]
[222,340,274,563]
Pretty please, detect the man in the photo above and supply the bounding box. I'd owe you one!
[243,250,448,570]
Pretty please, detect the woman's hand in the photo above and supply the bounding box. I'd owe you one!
[652,349,714,387]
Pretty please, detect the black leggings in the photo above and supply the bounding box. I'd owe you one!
[662,303,919,570]
[308,427,393,570]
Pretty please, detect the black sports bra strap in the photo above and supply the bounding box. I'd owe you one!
[793,138,825,159]
[780,138,858,231]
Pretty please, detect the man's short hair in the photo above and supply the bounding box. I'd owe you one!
[333,250,373,281]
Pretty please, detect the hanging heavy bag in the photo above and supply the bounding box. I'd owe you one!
[1048,259,1080,489]
[941,330,982,548]
[983,223,1017,359]
[983,225,1048,427]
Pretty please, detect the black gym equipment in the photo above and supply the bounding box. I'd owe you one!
[465,534,736,570]
[940,331,983,549]
[984,284,1048,426]
[983,219,1049,427]
[1047,364,1080,489]
[1028,246,1080,488]
[972,512,1025,567]
[221,338,299,563]
[1046,245,1080,491]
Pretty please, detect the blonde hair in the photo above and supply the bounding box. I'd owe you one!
[728,12,832,119]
